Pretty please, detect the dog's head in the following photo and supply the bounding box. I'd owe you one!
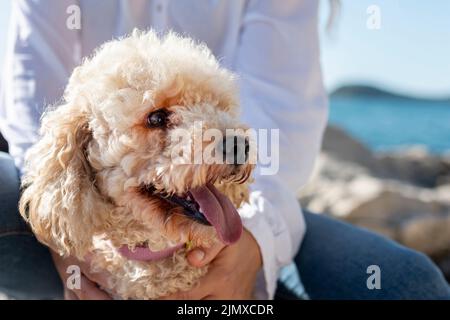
[19,30,254,259]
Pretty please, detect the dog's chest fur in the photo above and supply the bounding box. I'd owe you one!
[90,237,207,299]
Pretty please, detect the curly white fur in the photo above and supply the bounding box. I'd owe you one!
[19,30,253,299]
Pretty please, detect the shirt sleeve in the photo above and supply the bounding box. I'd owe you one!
[0,0,81,173]
[233,0,328,299]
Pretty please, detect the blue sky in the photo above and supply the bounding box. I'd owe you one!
[1,0,450,99]
[319,0,450,98]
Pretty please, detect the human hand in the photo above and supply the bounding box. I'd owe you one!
[50,250,112,300]
[162,228,262,299]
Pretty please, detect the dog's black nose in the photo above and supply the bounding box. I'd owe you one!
[222,136,249,165]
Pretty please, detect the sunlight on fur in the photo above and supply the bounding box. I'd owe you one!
[19,30,254,299]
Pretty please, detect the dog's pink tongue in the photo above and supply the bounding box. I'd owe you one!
[190,183,242,244]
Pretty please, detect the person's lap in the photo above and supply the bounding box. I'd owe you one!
[288,212,450,299]
[1,152,449,300]
[0,152,63,299]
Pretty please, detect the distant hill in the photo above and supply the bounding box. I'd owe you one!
[331,85,450,104]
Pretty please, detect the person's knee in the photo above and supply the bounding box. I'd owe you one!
[299,212,450,299]
[390,247,450,299]
[0,152,28,233]
[0,152,19,194]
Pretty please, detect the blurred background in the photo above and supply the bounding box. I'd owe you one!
[0,1,449,280]
[302,0,450,281]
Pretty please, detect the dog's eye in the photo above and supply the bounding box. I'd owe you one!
[146,110,169,128]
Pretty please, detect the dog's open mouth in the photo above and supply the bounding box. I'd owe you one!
[142,185,211,226]
[141,183,243,245]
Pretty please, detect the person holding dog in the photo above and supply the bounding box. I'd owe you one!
[1,0,449,300]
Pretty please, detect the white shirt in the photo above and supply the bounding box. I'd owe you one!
[0,0,328,299]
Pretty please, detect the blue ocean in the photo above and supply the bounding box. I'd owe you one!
[328,95,450,154]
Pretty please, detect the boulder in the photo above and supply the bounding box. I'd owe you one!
[399,215,450,257]
[300,125,450,278]
[321,126,450,188]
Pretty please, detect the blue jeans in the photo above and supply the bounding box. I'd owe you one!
[0,152,449,299]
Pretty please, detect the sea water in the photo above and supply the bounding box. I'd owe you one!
[329,96,450,154]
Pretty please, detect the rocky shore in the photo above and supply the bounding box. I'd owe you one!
[299,126,450,280]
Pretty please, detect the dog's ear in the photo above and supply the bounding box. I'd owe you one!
[19,100,109,258]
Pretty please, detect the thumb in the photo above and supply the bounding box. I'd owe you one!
[187,242,225,267]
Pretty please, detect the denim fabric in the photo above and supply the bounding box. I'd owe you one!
[285,212,450,300]
[1,152,449,300]
[0,152,63,299]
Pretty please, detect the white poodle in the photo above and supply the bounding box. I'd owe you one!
[19,30,254,299]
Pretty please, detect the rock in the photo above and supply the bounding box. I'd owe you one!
[300,125,450,278]
[377,148,450,188]
[321,126,450,188]
[321,126,380,171]
[399,215,450,256]
[436,184,450,204]
[300,154,448,223]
